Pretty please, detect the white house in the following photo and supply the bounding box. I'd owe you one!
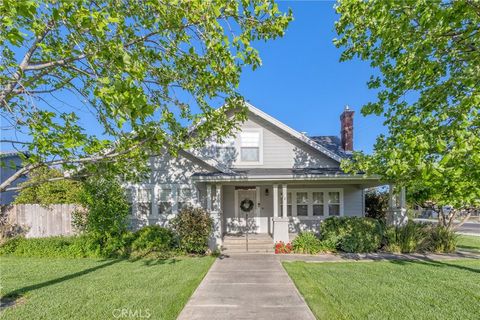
[128,103,386,249]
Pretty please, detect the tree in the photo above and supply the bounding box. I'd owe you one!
[364,188,389,222]
[0,0,292,191]
[336,0,479,229]
[13,167,84,205]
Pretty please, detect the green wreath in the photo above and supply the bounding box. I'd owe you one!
[240,199,254,212]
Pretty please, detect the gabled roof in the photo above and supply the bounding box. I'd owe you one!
[309,136,352,159]
[245,103,345,163]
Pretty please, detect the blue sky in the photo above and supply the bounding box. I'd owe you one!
[2,1,386,155]
[238,1,385,153]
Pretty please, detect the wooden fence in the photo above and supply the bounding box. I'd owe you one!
[1,204,80,238]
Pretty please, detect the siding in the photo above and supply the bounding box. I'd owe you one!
[197,113,340,169]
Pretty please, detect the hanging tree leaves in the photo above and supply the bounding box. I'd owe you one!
[0,0,292,191]
[335,0,480,225]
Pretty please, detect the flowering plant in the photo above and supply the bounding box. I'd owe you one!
[274,241,292,254]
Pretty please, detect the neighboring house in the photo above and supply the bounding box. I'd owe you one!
[128,103,383,248]
[0,151,29,205]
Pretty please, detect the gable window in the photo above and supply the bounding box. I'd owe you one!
[240,131,261,163]
[158,188,173,215]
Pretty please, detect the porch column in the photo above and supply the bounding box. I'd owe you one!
[273,184,279,218]
[387,184,408,226]
[282,184,288,218]
[273,184,289,244]
[206,184,212,212]
[208,184,223,251]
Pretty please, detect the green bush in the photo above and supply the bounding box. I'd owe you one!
[131,226,176,257]
[171,207,213,254]
[320,217,383,253]
[292,232,323,254]
[384,222,457,253]
[0,236,103,258]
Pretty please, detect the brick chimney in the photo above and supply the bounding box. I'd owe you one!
[340,105,354,152]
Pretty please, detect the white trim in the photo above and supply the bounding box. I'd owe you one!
[245,102,343,163]
[236,128,264,166]
[255,187,261,217]
[277,187,344,218]
[192,174,382,182]
[273,184,279,218]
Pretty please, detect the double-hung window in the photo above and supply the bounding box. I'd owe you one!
[312,192,324,216]
[240,131,261,163]
[137,188,152,216]
[296,192,308,216]
[158,188,173,215]
[177,188,192,211]
[328,192,341,216]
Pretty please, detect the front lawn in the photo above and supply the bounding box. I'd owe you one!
[457,235,480,252]
[284,259,480,320]
[0,256,214,320]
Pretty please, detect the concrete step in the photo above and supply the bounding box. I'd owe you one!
[223,240,273,245]
[222,248,274,254]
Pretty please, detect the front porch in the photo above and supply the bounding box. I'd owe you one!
[202,177,384,249]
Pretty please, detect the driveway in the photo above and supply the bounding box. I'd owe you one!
[177,253,315,320]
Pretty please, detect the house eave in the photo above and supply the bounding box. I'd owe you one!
[191,173,382,183]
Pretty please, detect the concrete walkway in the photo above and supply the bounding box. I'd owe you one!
[177,253,315,320]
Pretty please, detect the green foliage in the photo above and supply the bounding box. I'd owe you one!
[79,176,130,238]
[320,217,383,253]
[364,188,388,222]
[0,0,292,192]
[13,167,83,205]
[171,207,213,254]
[292,232,326,254]
[384,222,457,253]
[0,236,103,258]
[336,1,480,212]
[131,226,177,257]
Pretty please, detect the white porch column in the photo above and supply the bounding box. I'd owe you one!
[273,184,289,244]
[273,184,279,218]
[206,184,212,212]
[208,184,223,251]
[282,184,288,218]
[387,184,408,226]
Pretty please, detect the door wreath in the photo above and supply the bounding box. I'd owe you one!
[240,199,254,212]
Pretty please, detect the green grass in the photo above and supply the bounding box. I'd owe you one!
[0,256,214,320]
[284,259,480,320]
[457,235,480,252]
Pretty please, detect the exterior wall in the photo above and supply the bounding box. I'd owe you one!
[198,113,340,169]
[221,184,364,235]
[1,155,28,205]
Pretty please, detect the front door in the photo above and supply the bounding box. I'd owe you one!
[237,189,258,233]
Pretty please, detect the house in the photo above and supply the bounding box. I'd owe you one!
[127,103,384,249]
[0,151,29,205]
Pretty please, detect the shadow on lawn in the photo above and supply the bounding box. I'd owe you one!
[0,259,121,307]
[389,257,480,274]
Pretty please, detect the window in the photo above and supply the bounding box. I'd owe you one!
[280,192,292,217]
[125,188,134,215]
[240,131,261,162]
[328,192,341,216]
[296,192,308,216]
[137,188,152,216]
[177,188,192,211]
[312,192,324,216]
[158,188,172,215]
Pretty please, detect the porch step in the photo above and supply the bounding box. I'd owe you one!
[222,233,274,253]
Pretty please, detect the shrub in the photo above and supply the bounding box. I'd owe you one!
[320,217,383,253]
[131,226,176,256]
[384,222,457,253]
[274,241,292,254]
[292,232,323,254]
[364,189,389,222]
[0,236,103,258]
[426,226,457,253]
[170,207,213,254]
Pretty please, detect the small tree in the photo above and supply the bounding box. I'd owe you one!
[364,188,389,222]
[170,207,213,254]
